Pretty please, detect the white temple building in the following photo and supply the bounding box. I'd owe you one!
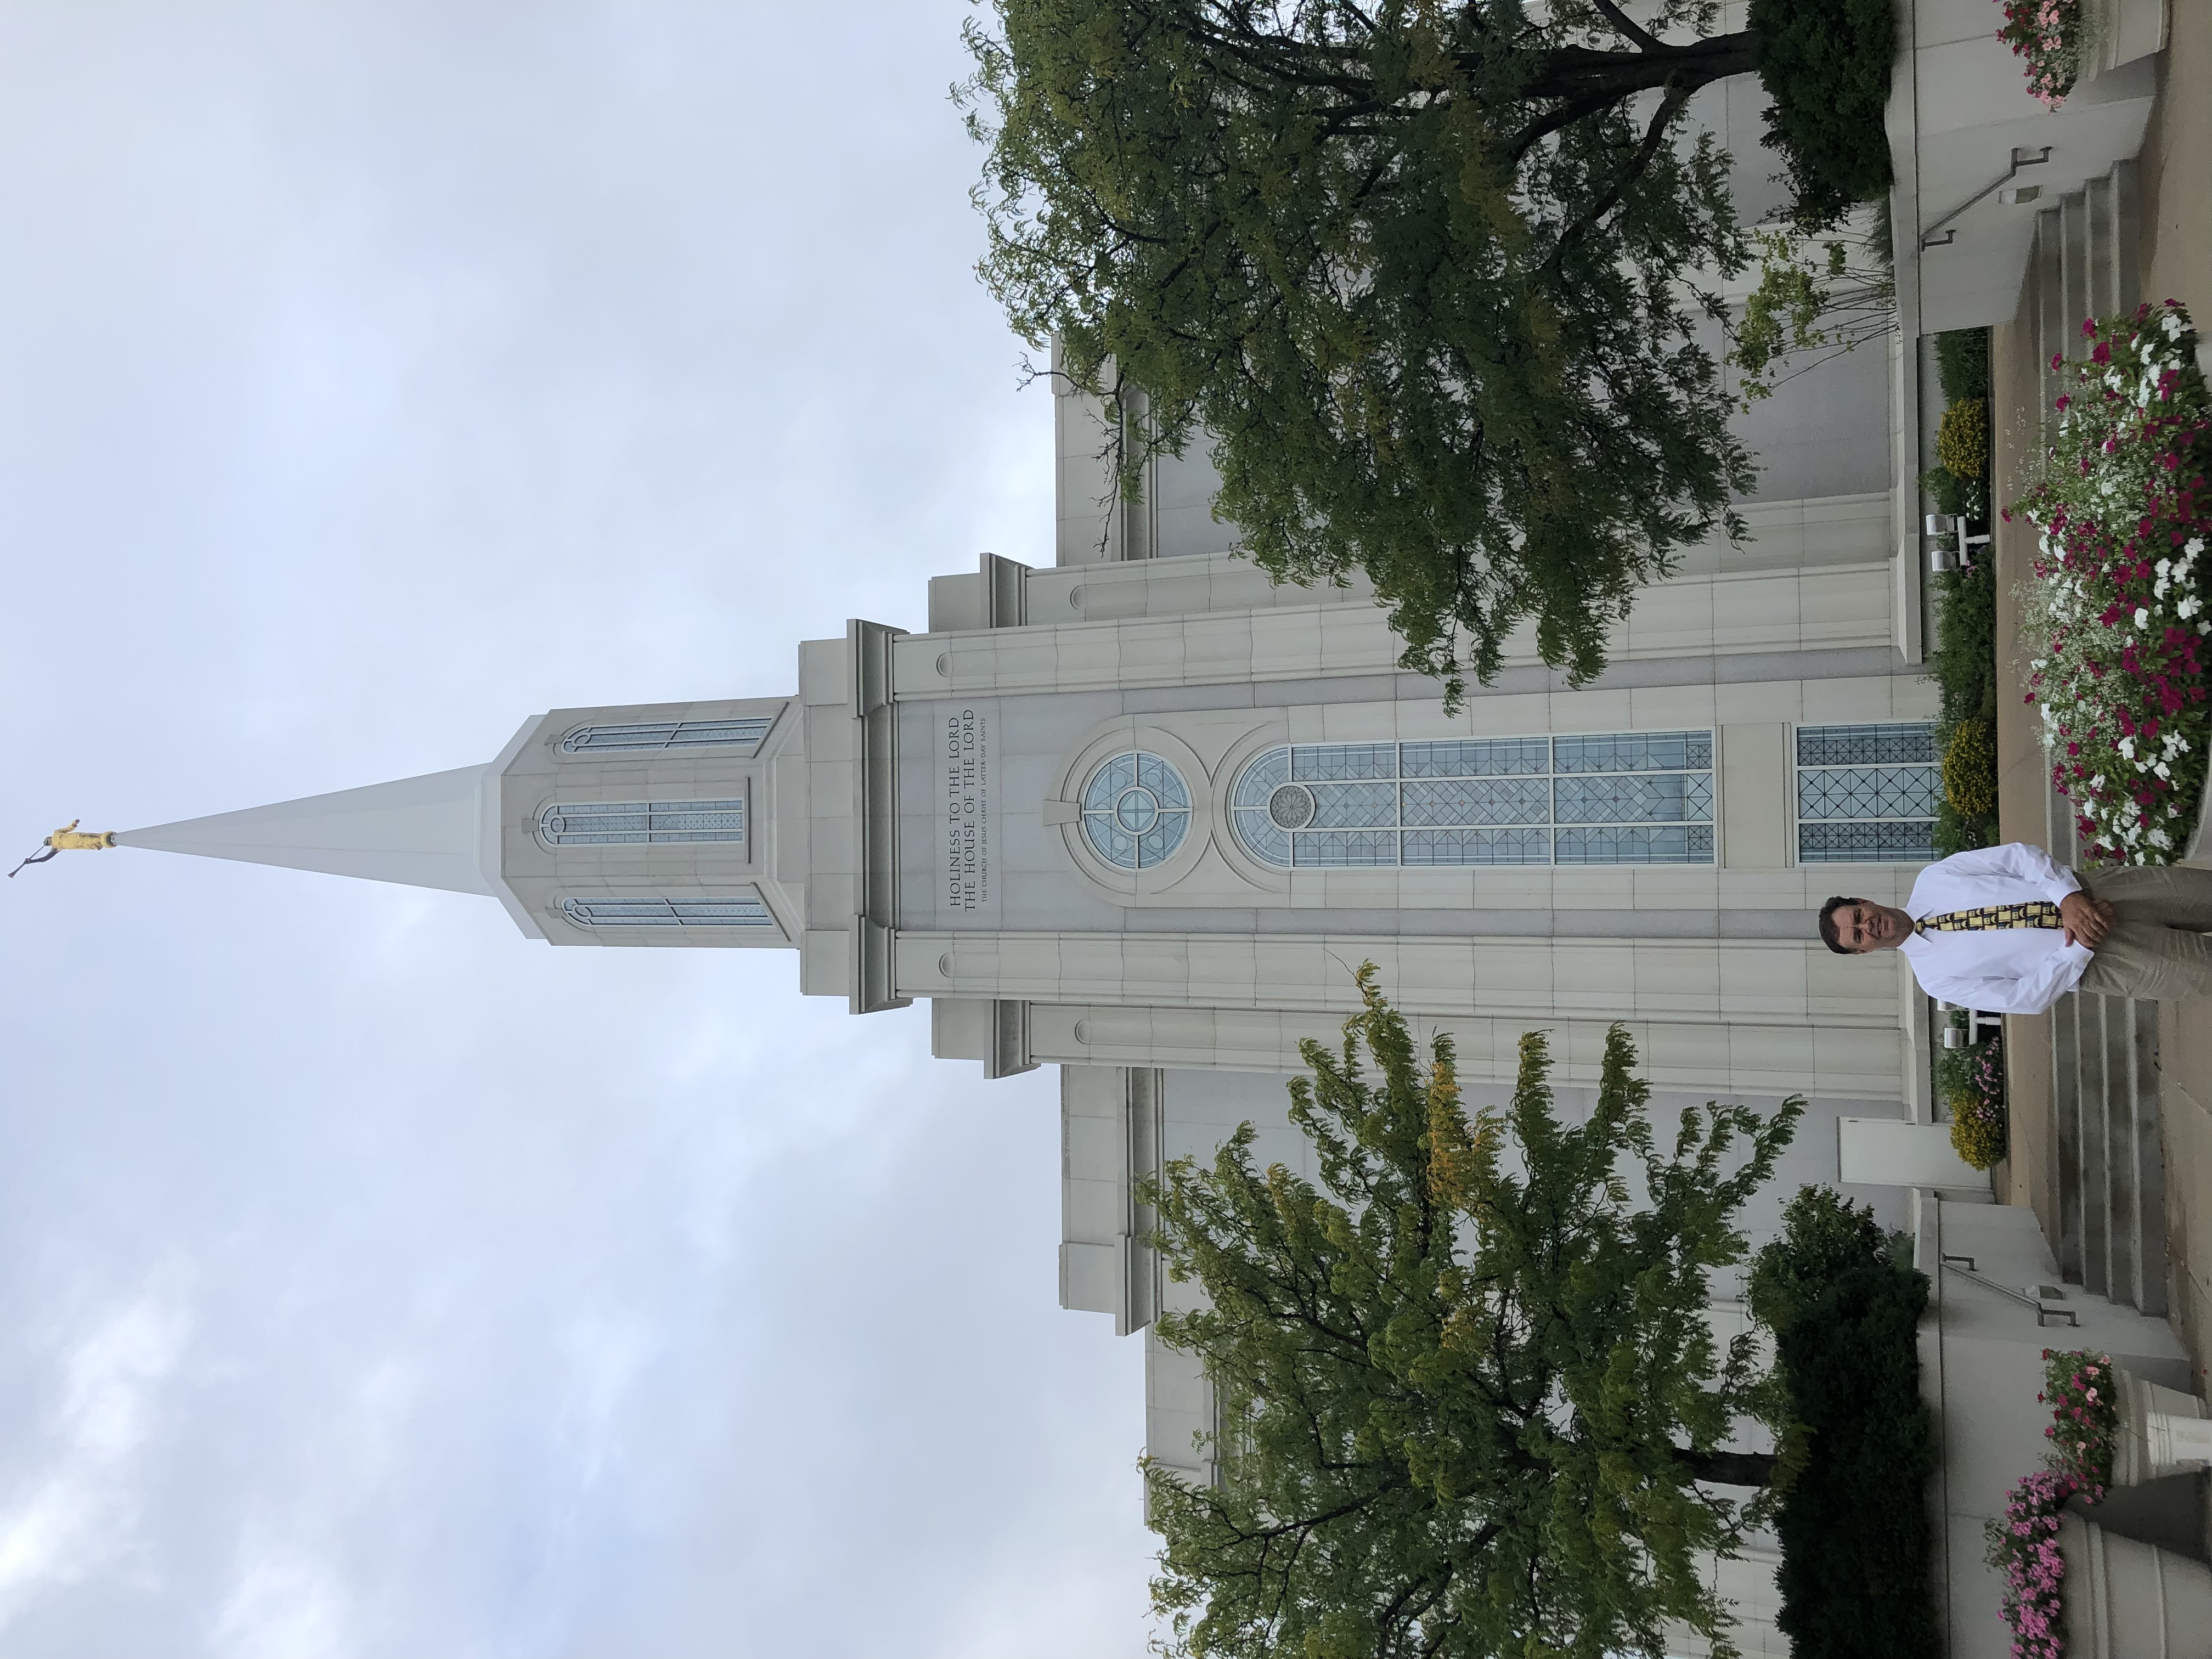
[88,80,1965,1658]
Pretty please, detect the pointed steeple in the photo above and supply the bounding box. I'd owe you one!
[114,765,501,896]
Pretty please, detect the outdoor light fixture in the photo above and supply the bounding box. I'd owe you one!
[1926,512,1992,573]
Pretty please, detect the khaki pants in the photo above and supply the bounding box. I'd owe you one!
[2075,865,2212,1001]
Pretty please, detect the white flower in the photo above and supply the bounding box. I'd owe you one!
[2151,828,2174,850]
[2182,596,2204,619]
[2119,736,2136,759]
[2137,607,2152,628]
[2155,761,2171,779]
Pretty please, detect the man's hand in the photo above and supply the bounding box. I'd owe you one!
[2061,891,2117,949]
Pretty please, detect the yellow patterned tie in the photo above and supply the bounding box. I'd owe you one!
[1918,901,2063,931]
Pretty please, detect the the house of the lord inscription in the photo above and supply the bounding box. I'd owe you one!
[940,704,991,918]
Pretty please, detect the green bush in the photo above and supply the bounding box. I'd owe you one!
[1937,328,1991,402]
[1773,1265,1940,1659]
[1938,398,1989,485]
[1943,718,1997,816]
[1751,0,1897,228]
[1930,565,2000,851]
[1949,1091,2008,1169]
[1748,1185,1888,1333]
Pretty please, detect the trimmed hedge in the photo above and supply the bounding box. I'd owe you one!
[1751,0,1897,228]
[1774,1265,1940,1659]
[1751,1188,1941,1659]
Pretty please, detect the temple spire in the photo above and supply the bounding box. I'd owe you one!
[110,765,503,896]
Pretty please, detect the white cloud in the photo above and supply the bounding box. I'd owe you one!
[0,1287,193,1621]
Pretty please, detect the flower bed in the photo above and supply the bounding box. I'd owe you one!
[2014,303,2212,865]
[1985,1350,2118,1657]
[1945,1034,2008,1170]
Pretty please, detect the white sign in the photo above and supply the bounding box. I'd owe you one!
[940,704,991,916]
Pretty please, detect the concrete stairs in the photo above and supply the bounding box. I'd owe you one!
[2024,156,2170,1315]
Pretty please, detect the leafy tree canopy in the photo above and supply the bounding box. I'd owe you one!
[1143,968,1802,1658]
[959,1,1767,703]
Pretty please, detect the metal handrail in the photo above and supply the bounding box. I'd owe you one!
[1941,1255,2079,1326]
[1922,146,2053,248]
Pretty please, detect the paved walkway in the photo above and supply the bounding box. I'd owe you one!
[1993,9,2212,1397]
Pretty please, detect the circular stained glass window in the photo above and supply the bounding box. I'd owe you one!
[1080,752,1192,870]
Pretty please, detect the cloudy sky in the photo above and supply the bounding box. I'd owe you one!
[0,4,1158,1655]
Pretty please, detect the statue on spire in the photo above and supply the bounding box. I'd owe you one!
[7,821,117,878]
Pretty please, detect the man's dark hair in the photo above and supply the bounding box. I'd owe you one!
[1818,896,1869,955]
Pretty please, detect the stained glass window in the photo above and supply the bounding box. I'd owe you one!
[1229,734,1715,868]
[558,894,772,927]
[1795,723,1939,863]
[540,799,746,845]
[1081,752,1192,870]
[561,718,774,755]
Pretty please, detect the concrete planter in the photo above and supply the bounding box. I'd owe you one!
[2080,0,2170,83]
[2057,1513,2212,1657]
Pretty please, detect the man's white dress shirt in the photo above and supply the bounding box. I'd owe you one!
[1894,843,2090,1015]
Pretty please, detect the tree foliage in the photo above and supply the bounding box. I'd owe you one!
[1747,1188,1938,1659]
[1143,968,1802,1658]
[959,1,1762,703]
[1746,0,1895,230]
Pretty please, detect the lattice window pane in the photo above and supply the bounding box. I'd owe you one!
[562,718,772,754]
[1232,809,1291,866]
[1555,732,1713,773]
[1400,738,1550,777]
[1231,748,1290,808]
[1292,743,1396,780]
[1796,766,1940,821]
[1403,827,1551,865]
[1555,774,1712,825]
[1799,821,1938,862]
[1796,723,1938,766]
[1291,830,1398,866]
[543,799,747,846]
[1308,782,1398,828]
[1401,778,1550,826]
[560,894,772,927]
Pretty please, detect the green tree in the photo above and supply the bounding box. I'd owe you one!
[961,3,1883,701]
[1144,968,1802,1658]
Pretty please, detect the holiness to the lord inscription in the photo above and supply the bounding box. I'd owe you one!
[943,706,989,913]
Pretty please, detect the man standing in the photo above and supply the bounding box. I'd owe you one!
[1818,843,2212,1014]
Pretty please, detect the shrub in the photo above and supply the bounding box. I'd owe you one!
[1937,328,1991,402]
[1931,565,2000,852]
[1942,718,1998,816]
[1950,1090,2007,1169]
[1750,0,1896,228]
[1748,1184,1888,1333]
[1938,397,1989,484]
[1772,1265,1940,1659]
[2015,302,2212,863]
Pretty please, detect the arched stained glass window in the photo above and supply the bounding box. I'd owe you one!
[1230,735,1715,867]
[561,717,772,755]
[1080,752,1191,870]
[559,894,772,927]
[540,799,745,845]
